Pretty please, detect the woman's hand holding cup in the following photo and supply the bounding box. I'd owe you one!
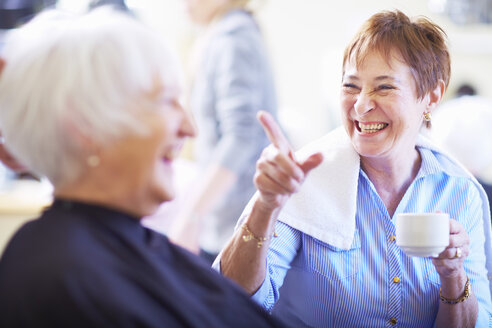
[432,218,470,278]
[395,212,469,279]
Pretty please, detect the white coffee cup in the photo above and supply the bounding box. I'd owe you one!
[395,212,450,257]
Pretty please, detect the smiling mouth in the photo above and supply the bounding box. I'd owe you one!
[356,121,388,134]
[162,146,182,164]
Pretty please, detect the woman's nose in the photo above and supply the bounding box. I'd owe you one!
[354,92,375,116]
[180,107,197,138]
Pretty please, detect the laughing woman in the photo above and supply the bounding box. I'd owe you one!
[216,10,492,327]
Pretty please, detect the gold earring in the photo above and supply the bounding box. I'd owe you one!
[423,112,432,128]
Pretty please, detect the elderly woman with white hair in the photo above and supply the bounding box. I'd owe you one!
[0,8,285,327]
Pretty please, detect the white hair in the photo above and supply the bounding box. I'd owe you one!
[0,7,182,187]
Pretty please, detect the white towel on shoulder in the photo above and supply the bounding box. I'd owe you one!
[278,127,360,250]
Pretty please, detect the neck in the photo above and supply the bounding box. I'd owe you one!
[361,147,421,217]
[54,174,153,219]
[208,3,247,25]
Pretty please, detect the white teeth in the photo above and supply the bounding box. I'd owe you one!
[358,122,388,133]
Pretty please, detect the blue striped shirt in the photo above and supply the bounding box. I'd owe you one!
[252,147,492,327]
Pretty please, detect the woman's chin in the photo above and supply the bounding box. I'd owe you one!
[353,143,387,159]
[161,189,176,203]
[141,190,174,217]
[350,135,387,157]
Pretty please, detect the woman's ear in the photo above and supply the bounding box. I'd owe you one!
[427,79,446,112]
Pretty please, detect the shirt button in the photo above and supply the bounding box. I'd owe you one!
[390,235,396,242]
[393,276,400,283]
[390,317,397,325]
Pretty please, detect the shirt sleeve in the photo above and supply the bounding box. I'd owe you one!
[251,221,301,312]
[208,33,270,175]
[461,183,492,327]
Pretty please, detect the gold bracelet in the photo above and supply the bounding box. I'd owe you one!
[439,277,471,305]
[241,223,278,248]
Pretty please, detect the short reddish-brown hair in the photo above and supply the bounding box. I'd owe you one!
[342,10,450,100]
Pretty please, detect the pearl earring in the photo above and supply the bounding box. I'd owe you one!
[87,155,100,168]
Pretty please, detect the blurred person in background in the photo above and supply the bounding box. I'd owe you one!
[0,8,286,327]
[430,83,492,221]
[455,83,477,98]
[215,10,492,327]
[169,0,278,263]
[0,0,56,31]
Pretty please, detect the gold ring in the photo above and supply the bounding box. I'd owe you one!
[455,247,462,259]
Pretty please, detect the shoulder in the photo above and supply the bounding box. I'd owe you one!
[416,135,474,180]
[418,147,484,211]
[0,216,180,326]
[432,150,472,179]
[0,210,110,285]
[0,215,112,324]
[2,208,96,259]
[208,10,263,57]
[422,146,480,187]
[215,10,259,37]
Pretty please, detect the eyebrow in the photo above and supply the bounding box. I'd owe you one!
[343,75,400,83]
[375,75,399,82]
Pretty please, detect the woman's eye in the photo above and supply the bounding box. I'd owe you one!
[343,83,359,89]
[157,95,178,108]
[378,85,394,90]
[342,84,361,94]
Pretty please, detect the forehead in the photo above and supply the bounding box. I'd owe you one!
[343,50,411,80]
[146,75,181,100]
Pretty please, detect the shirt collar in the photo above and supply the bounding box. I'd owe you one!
[359,146,451,184]
[415,147,444,179]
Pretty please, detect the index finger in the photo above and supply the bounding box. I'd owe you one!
[257,110,292,155]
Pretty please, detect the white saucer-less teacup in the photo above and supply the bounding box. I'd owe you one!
[395,213,450,257]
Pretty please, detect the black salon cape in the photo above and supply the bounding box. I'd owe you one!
[0,199,285,327]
